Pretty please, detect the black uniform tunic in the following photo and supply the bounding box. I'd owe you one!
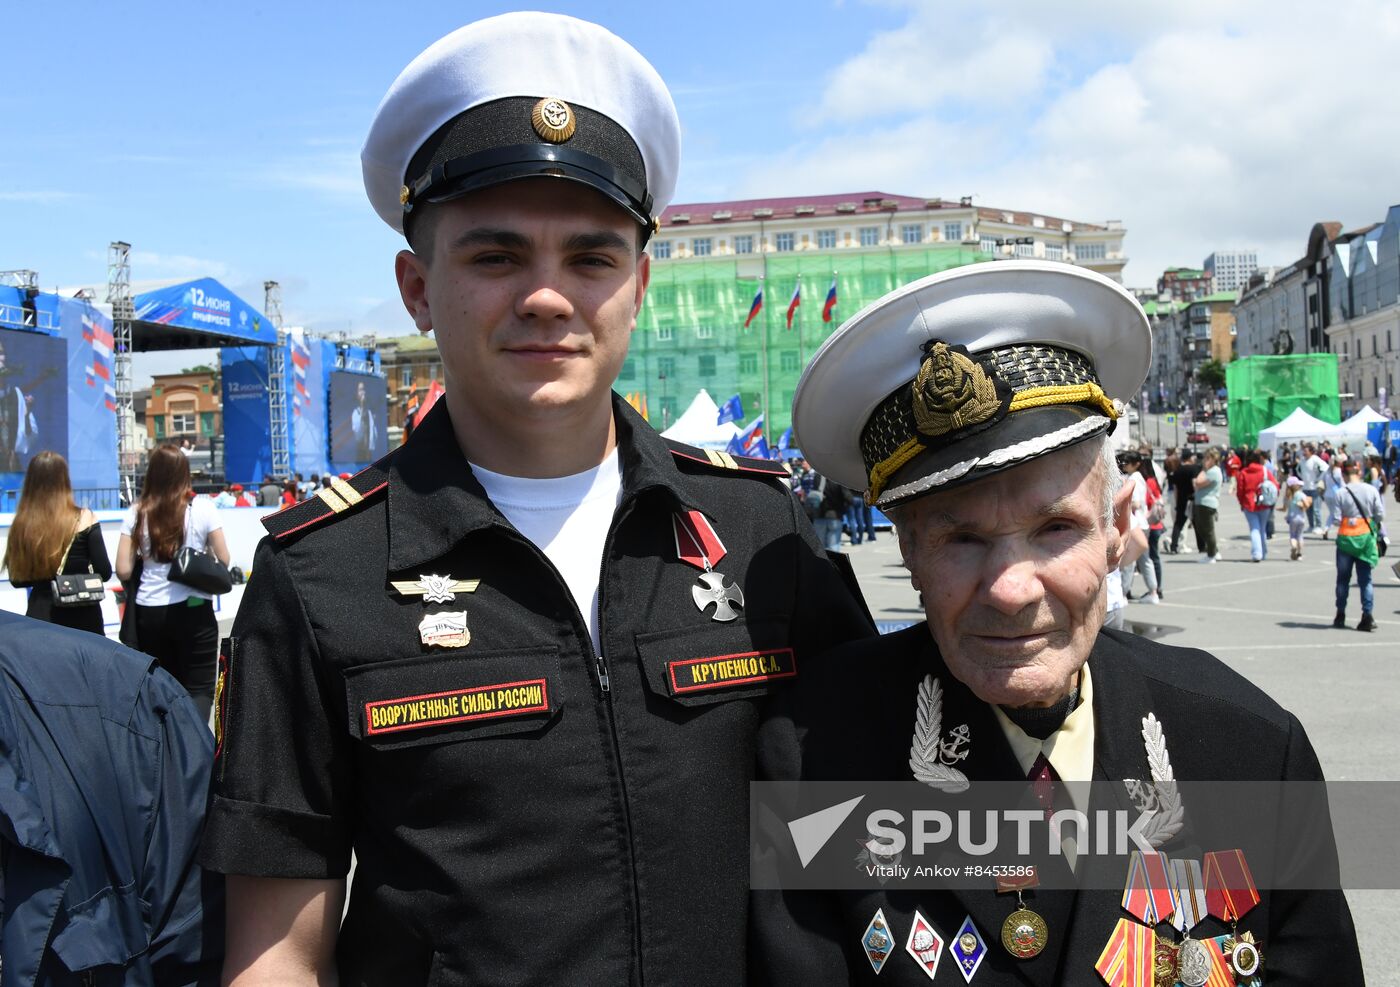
[199,395,874,985]
[752,624,1364,985]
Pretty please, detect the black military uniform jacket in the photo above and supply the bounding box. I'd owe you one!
[752,624,1363,986]
[198,395,873,986]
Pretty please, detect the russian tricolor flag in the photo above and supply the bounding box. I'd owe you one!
[785,282,801,330]
[822,277,838,323]
[743,286,764,329]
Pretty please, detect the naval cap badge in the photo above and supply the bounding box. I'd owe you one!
[531,96,576,143]
[911,340,1006,439]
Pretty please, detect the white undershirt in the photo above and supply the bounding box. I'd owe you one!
[472,449,623,653]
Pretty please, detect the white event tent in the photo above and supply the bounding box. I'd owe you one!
[660,389,742,448]
[1338,405,1390,439]
[1256,407,1346,454]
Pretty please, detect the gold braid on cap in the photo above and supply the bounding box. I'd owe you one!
[863,343,1118,502]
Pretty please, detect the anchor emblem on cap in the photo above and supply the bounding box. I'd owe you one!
[692,570,745,622]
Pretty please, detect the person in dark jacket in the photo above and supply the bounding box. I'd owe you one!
[754,262,1360,985]
[0,610,224,984]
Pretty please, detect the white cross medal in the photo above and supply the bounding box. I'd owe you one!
[673,510,744,622]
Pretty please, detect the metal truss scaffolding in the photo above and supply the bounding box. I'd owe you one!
[107,242,138,501]
[264,280,290,477]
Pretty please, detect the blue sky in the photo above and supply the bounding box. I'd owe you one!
[6,1,1398,381]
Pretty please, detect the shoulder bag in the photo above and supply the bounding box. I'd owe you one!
[168,505,233,595]
[50,519,107,607]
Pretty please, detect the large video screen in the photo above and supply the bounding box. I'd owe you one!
[0,328,70,485]
[329,371,388,465]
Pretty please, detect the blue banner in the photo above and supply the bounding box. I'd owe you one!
[290,333,329,478]
[221,346,273,484]
[58,297,117,493]
[135,278,277,345]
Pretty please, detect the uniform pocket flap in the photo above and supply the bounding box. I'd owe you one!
[344,647,562,747]
[634,619,795,707]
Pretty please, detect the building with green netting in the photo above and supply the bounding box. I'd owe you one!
[622,245,990,438]
[632,191,1130,442]
[1226,354,1340,447]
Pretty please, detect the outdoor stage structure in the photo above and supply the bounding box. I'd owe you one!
[0,243,386,505]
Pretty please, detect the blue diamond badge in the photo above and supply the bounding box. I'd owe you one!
[951,914,987,983]
[862,908,895,975]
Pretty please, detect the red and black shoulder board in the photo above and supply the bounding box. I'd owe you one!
[665,438,790,477]
[261,458,393,541]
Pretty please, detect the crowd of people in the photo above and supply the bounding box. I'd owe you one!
[1123,436,1393,632]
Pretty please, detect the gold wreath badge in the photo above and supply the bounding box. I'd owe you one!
[911,342,1002,437]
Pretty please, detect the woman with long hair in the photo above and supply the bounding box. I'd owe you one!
[2,451,112,635]
[116,443,229,720]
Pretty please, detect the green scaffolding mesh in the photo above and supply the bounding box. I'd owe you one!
[622,245,990,440]
[1226,354,1340,447]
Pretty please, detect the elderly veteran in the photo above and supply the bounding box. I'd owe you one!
[752,262,1361,985]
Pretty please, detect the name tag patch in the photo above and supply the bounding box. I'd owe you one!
[667,648,797,695]
[365,678,550,735]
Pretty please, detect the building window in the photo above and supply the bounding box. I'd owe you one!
[734,234,754,254]
[901,224,923,245]
[696,324,714,340]
[859,226,880,247]
[1015,242,1035,258]
[652,240,672,260]
[775,232,795,252]
[780,351,800,372]
[698,354,717,377]
[657,325,674,341]
[943,221,963,241]
[170,411,196,434]
[658,357,676,376]
[200,412,215,436]
[692,238,713,257]
[1373,335,1379,357]
[739,353,758,374]
[1045,244,1064,261]
[980,237,998,255]
[401,365,412,387]
[619,359,635,381]
[817,229,837,249]
[1077,242,1107,261]
[430,362,439,382]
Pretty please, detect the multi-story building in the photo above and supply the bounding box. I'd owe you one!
[1324,205,1400,415]
[1144,293,1236,412]
[376,335,443,431]
[145,370,220,447]
[1234,224,1338,359]
[638,191,1128,436]
[1156,267,1212,303]
[1204,250,1259,293]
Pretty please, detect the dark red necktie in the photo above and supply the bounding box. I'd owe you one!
[1028,753,1059,819]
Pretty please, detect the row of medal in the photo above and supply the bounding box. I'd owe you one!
[862,909,990,982]
[1096,848,1263,987]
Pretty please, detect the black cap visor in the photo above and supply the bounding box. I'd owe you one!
[409,143,652,233]
[878,404,1114,509]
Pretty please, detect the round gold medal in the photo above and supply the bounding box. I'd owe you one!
[1000,908,1047,959]
[531,97,576,143]
[1231,941,1261,977]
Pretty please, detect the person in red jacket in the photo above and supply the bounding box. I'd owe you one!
[1236,448,1273,561]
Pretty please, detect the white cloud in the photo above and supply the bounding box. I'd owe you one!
[257,150,363,198]
[129,250,236,281]
[738,0,1400,284]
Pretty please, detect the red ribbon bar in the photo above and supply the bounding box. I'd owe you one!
[1203,849,1260,923]
[1121,851,1175,926]
[673,510,727,571]
[995,866,1039,894]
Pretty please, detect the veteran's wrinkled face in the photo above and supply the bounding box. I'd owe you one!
[895,439,1130,707]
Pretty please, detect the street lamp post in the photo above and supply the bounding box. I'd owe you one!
[659,369,669,429]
